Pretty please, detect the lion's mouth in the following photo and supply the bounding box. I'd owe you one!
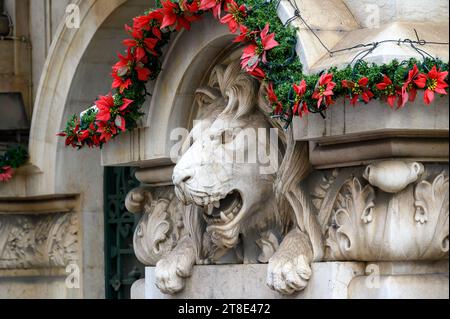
[202,191,243,225]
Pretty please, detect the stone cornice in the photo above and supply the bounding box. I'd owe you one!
[0,194,79,215]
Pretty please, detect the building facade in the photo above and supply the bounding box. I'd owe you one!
[0,0,448,299]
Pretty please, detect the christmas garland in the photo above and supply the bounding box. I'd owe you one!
[58,0,449,149]
[0,145,29,183]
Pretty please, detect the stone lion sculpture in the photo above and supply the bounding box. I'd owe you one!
[127,60,324,295]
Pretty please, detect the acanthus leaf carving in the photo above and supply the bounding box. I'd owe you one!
[326,177,376,259]
[129,187,187,266]
[414,172,449,254]
[0,213,78,270]
[323,164,449,261]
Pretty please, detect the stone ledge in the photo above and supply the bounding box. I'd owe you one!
[293,97,449,144]
[0,194,79,215]
[349,274,449,299]
[133,262,450,299]
[136,262,366,299]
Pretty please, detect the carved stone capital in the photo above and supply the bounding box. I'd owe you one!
[319,162,449,261]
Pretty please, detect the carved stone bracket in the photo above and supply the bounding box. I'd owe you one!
[322,161,449,261]
[126,187,187,266]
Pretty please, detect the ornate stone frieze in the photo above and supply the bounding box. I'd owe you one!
[323,162,449,261]
[0,213,78,269]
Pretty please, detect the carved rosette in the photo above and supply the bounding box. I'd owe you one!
[0,213,78,269]
[320,161,449,261]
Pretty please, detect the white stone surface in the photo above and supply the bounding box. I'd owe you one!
[0,275,80,299]
[293,96,449,143]
[349,274,449,299]
[139,263,365,299]
[135,262,450,299]
[277,0,449,74]
[343,0,449,26]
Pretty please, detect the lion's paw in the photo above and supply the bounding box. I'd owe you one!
[266,254,312,295]
[155,251,195,295]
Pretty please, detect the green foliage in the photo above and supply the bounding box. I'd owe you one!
[237,0,448,117]
[0,145,29,169]
[59,0,449,149]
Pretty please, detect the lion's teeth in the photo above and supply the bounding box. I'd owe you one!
[227,213,235,220]
[206,204,214,216]
[220,211,230,223]
[213,201,220,208]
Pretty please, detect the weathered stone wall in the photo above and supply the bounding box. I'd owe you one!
[0,0,157,299]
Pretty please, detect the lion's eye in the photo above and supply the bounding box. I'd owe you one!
[220,130,235,144]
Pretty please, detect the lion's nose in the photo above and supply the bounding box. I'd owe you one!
[173,168,194,186]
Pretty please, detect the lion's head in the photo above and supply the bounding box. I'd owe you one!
[172,61,286,251]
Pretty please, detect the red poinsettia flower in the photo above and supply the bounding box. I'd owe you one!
[267,83,283,115]
[112,49,133,79]
[119,98,134,112]
[248,66,266,79]
[414,66,448,105]
[123,36,159,62]
[114,77,132,94]
[259,23,279,63]
[95,94,115,122]
[135,61,152,81]
[84,123,102,148]
[78,129,90,143]
[112,48,152,86]
[133,11,164,39]
[241,24,279,75]
[159,0,200,31]
[90,134,101,148]
[292,80,308,116]
[233,25,257,43]
[97,121,118,143]
[312,73,336,108]
[400,64,420,108]
[200,0,231,18]
[124,23,144,41]
[0,166,14,183]
[181,0,201,13]
[57,117,82,148]
[220,0,247,33]
[112,50,133,92]
[376,75,401,108]
[342,77,374,106]
[65,126,80,147]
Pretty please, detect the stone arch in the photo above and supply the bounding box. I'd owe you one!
[29,0,127,194]
[101,14,236,168]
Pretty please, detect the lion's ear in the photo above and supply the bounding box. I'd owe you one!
[258,83,272,114]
